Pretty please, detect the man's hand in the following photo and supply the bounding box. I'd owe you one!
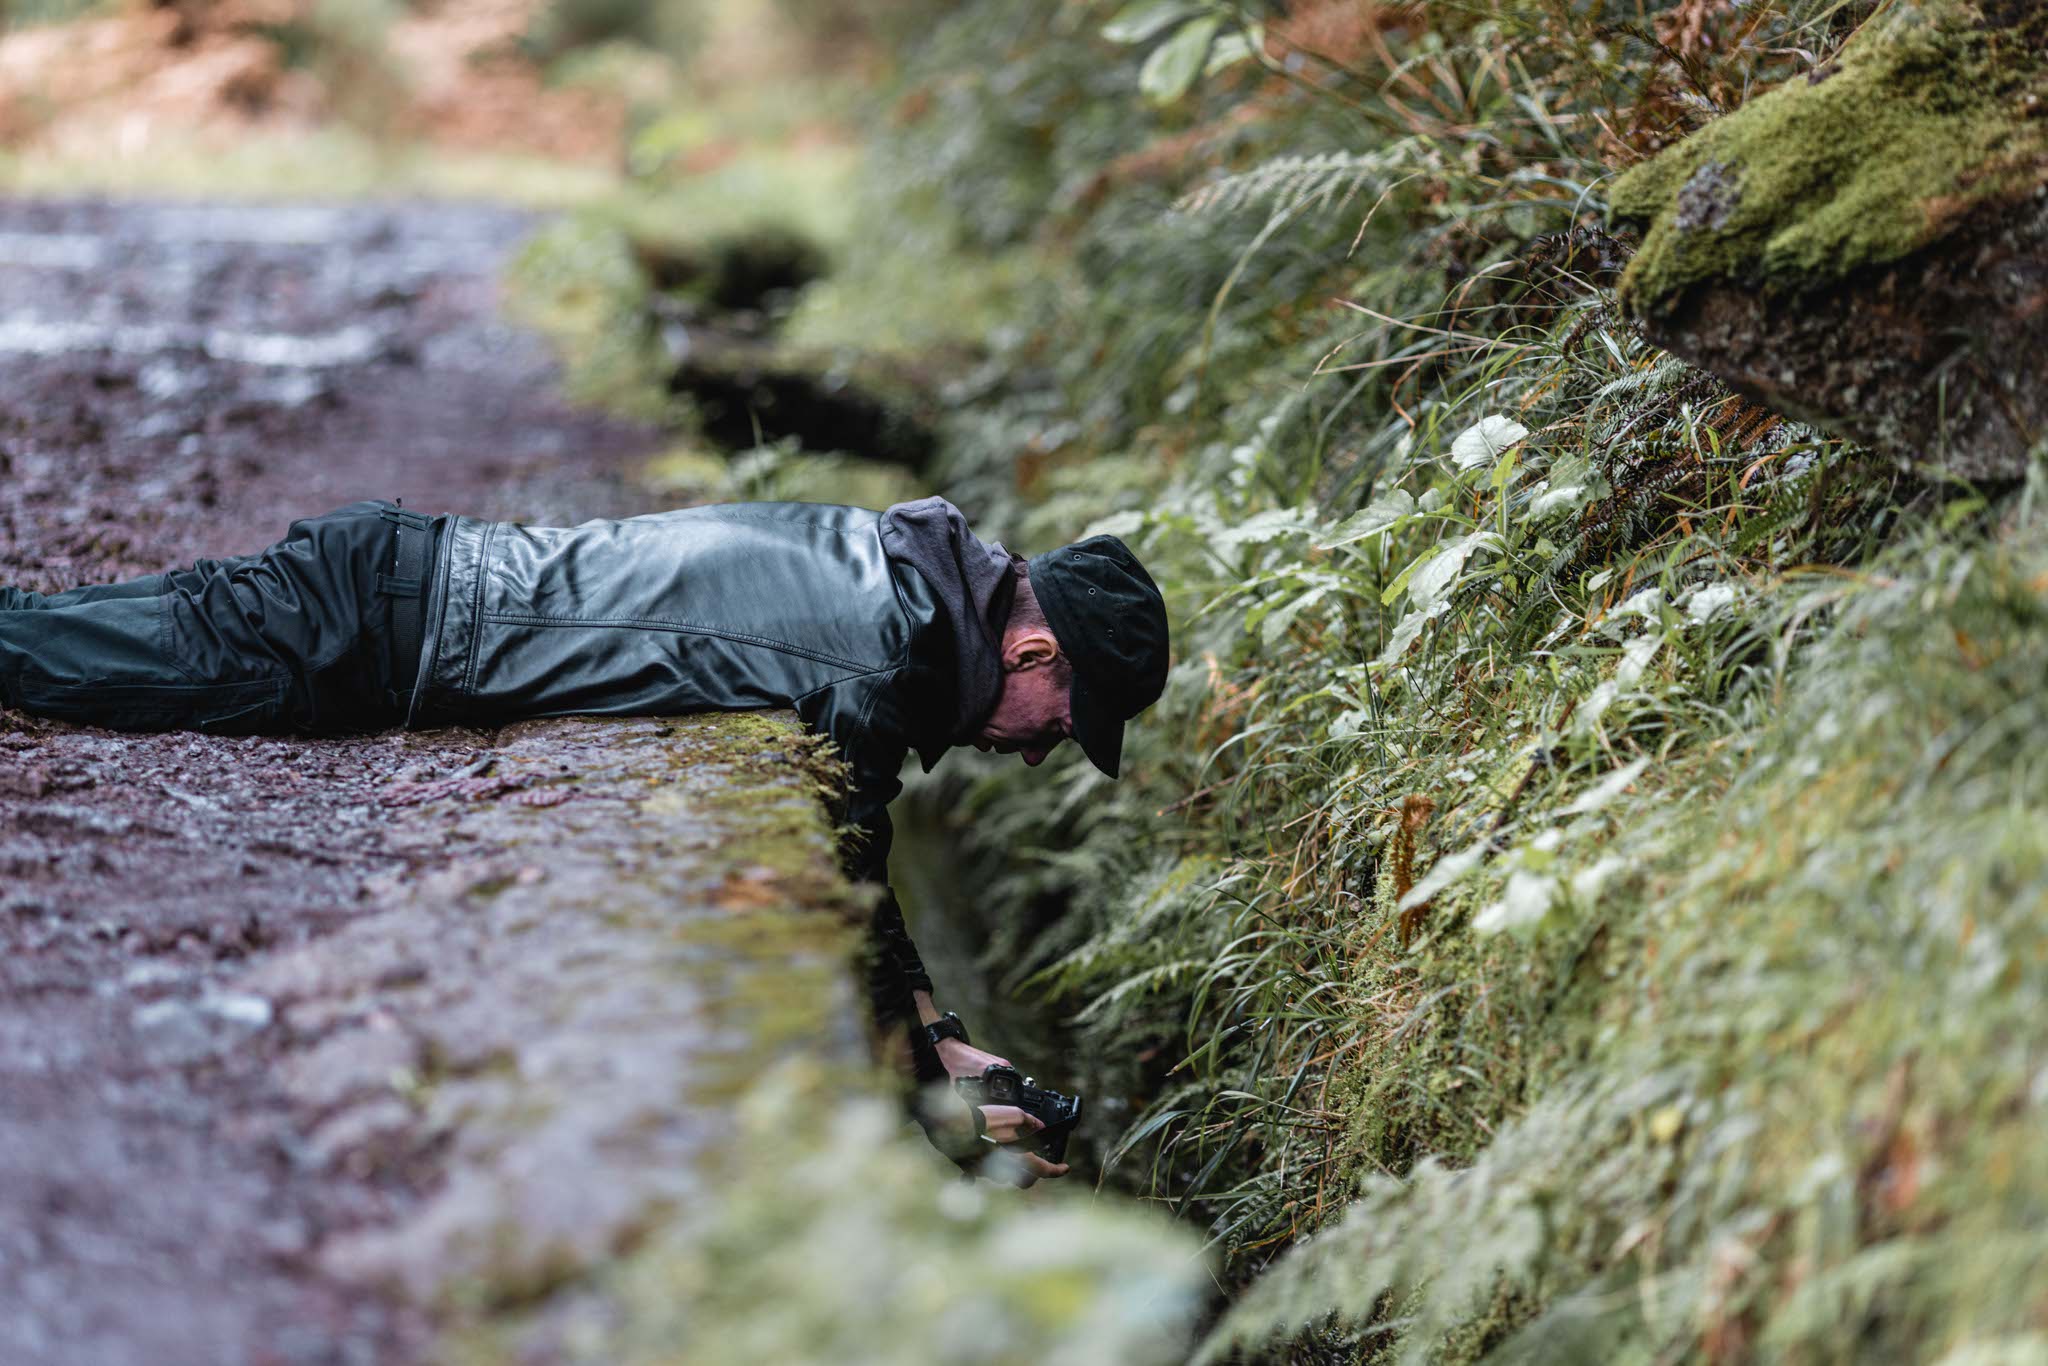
[935,1038,1072,1183]
[934,1037,1012,1084]
[984,1144,1071,1187]
[977,1105,1070,1185]
[977,1103,1042,1145]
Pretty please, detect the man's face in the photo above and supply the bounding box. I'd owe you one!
[975,628,1073,766]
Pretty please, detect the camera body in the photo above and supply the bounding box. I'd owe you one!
[954,1064,1083,1164]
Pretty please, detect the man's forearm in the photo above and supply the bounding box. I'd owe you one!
[913,992,1017,1080]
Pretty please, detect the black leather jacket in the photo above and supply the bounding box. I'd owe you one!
[408,502,957,1022]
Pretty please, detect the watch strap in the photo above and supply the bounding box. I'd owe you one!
[923,1011,970,1050]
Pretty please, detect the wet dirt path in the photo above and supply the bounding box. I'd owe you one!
[0,197,865,1365]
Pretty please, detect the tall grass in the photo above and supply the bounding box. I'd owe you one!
[845,0,2048,1358]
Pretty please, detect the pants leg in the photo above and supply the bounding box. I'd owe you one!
[0,503,411,735]
[0,557,251,613]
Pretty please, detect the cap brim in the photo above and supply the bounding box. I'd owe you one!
[1069,672,1123,778]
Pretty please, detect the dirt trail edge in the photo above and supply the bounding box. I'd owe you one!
[0,197,868,1366]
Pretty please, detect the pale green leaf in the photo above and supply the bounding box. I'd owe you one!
[1530,481,1590,517]
[1406,531,1498,607]
[1473,869,1555,933]
[1450,414,1530,471]
[1084,510,1148,540]
[1561,758,1650,816]
[1399,838,1488,910]
[1103,0,1200,44]
[1320,490,1415,549]
[1615,633,1660,687]
[1686,583,1739,623]
[1375,598,1449,667]
[1203,22,1262,75]
[1567,855,1628,904]
[1139,15,1221,103]
[1261,584,1332,646]
[1214,507,1311,554]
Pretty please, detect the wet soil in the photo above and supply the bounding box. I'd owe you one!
[0,195,687,1366]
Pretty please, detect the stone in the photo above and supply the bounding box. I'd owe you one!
[201,992,274,1030]
[279,1023,421,1116]
[305,1097,419,1173]
[1610,0,2048,479]
[257,713,870,1328]
[128,989,273,1066]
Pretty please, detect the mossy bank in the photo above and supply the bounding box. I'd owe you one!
[1609,0,2048,475]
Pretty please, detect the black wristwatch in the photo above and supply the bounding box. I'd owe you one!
[923,1012,971,1051]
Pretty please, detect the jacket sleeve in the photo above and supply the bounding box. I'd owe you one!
[798,674,935,1031]
[842,773,937,1020]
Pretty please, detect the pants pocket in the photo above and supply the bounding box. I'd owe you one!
[16,677,290,735]
[195,681,291,734]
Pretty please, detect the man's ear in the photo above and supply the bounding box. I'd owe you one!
[1001,627,1062,671]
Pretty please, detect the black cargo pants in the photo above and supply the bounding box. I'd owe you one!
[0,501,441,735]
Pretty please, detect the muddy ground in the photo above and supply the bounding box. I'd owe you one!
[0,197,864,1365]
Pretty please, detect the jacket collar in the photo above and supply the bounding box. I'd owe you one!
[878,497,1018,767]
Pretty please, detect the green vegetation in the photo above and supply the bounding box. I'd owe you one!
[507,0,2048,1358]
[585,1058,1207,1366]
[1611,0,2048,311]
[0,132,622,204]
[507,214,677,420]
[0,0,108,31]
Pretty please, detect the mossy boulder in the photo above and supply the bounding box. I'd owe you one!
[1610,0,2047,479]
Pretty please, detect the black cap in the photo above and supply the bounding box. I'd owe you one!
[1023,535,1169,778]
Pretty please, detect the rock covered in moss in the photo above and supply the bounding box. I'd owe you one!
[1609,0,2047,479]
[571,1060,1208,1366]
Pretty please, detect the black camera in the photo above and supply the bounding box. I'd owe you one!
[954,1064,1083,1164]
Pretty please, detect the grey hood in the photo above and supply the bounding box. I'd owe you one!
[877,496,1018,764]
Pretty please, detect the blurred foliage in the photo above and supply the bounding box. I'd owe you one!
[506,213,676,421]
[0,131,621,202]
[643,436,926,510]
[437,1056,1206,1366]
[0,0,104,31]
[522,0,701,62]
[577,1059,1208,1366]
[295,0,411,135]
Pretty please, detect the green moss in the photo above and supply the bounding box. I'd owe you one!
[782,238,1053,361]
[577,1060,1208,1366]
[1329,879,1534,1183]
[626,712,859,906]
[633,713,867,1072]
[1611,0,2048,312]
[430,709,1210,1362]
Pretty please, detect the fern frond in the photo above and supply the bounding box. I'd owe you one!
[1174,143,1425,220]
